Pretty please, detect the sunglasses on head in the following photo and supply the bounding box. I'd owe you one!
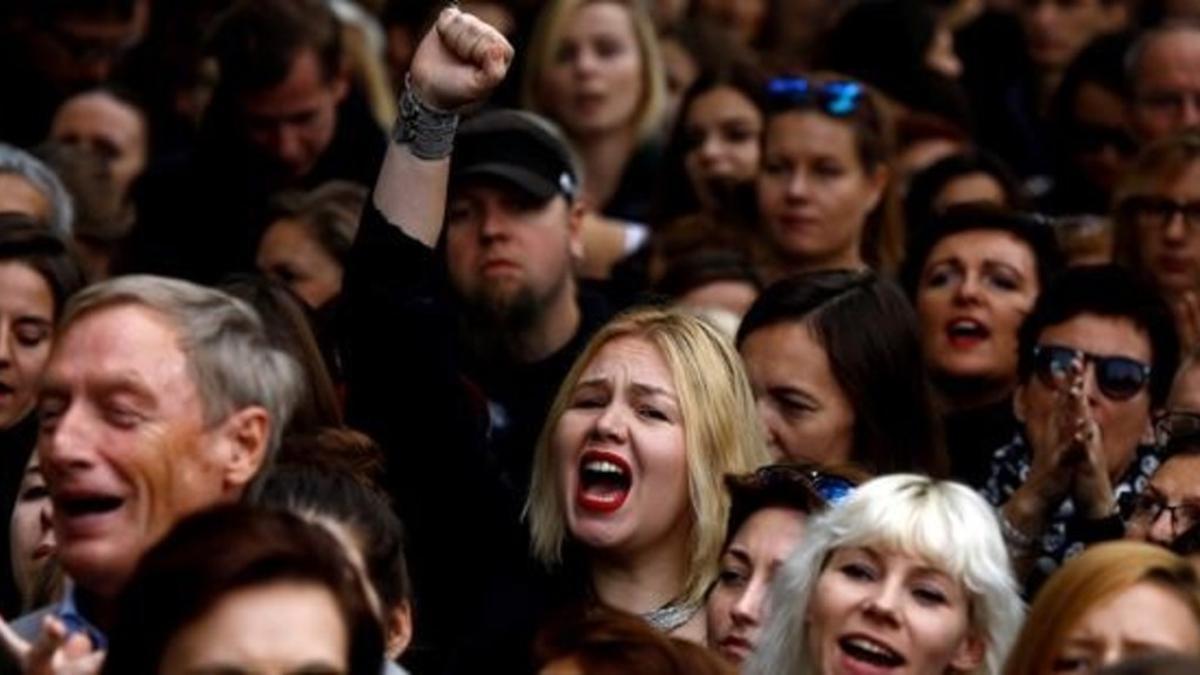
[1031,344,1152,401]
[766,77,864,118]
[750,465,857,506]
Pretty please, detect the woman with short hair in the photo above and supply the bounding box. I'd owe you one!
[749,473,1024,675]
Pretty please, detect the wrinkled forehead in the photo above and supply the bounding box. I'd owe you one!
[48,302,188,381]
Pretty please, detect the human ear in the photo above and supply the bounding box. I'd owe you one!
[385,601,414,660]
[949,632,986,672]
[218,406,271,490]
[862,164,890,215]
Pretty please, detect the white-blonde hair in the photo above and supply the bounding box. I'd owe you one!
[748,474,1024,675]
[525,307,770,606]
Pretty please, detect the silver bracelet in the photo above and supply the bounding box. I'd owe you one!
[392,75,459,160]
[999,511,1036,553]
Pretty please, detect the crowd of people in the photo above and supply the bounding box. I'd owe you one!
[7,0,1200,673]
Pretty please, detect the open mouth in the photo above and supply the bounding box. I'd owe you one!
[57,495,124,519]
[839,635,907,670]
[576,451,632,514]
[945,318,990,348]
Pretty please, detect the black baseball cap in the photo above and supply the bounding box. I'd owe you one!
[451,109,579,203]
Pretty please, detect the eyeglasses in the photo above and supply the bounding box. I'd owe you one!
[1130,492,1200,537]
[1118,195,1200,234]
[1031,344,1152,402]
[766,77,864,118]
[1157,411,1200,447]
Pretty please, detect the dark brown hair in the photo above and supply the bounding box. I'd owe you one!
[101,505,384,675]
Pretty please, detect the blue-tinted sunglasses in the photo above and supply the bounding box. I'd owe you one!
[806,470,856,505]
[766,77,864,117]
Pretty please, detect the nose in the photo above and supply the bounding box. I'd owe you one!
[1078,360,1102,405]
[478,203,512,243]
[1148,507,1177,546]
[785,170,811,201]
[952,272,982,304]
[0,324,12,367]
[274,125,306,168]
[698,134,724,166]
[1164,210,1190,242]
[573,46,600,77]
[590,401,629,444]
[1182,97,1200,129]
[731,578,767,627]
[38,499,53,534]
[862,578,903,626]
[755,398,785,458]
[1029,2,1057,31]
[40,404,97,479]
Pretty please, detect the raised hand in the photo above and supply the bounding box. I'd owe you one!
[0,614,103,675]
[1023,355,1090,504]
[1065,370,1116,519]
[409,7,514,112]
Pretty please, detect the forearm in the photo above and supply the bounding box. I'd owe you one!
[372,88,453,248]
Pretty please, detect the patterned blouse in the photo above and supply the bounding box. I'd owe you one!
[981,433,1160,593]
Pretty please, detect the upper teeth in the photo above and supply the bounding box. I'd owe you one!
[584,461,624,475]
[847,637,896,658]
[952,320,979,330]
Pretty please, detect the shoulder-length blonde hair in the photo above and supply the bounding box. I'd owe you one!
[525,307,770,607]
[520,0,668,143]
[1003,541,1200,675]
[1112,130,1200,281]
[748,474,1024,675]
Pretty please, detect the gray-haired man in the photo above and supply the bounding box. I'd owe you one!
[2,275,302,671]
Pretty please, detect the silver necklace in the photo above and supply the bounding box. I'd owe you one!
[641,597,703,633]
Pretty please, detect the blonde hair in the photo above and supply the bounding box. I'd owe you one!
[521,0,667,143]
[525,307,770,607]
[1112,130,1200,279]
[1003,541,1200,675]
[749,474,1024,675]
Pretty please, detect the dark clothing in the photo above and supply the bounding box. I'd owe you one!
[603,139,664,224]
[460,288,609,502]
[981,433,1157,595]
[0,38,68,147]
[958,11,1052,184]
[943,398,1020,490]
[341,200,607,671]
[118,92,383,285]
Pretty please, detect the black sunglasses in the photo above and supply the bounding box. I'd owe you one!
[766,77,864,118]
[1032,344,1151,401]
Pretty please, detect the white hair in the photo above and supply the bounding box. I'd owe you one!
[747,474,1025,675]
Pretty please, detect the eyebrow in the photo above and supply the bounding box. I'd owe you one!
[630,383,678,402]
[574,378,678,401]
[725,548,752,566]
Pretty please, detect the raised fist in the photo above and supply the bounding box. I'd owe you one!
[409,7,514,112]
